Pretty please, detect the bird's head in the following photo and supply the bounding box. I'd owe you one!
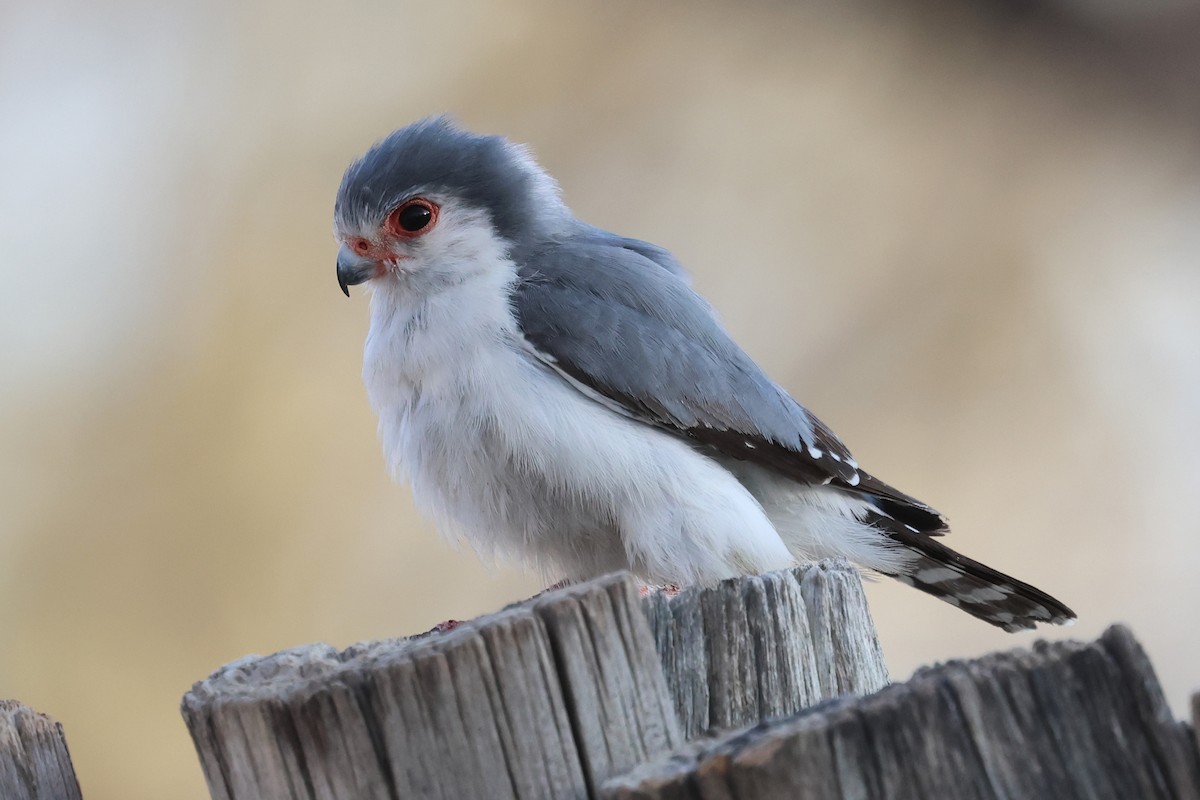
[333,116,567,296]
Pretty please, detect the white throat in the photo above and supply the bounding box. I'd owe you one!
[362,219,521,479]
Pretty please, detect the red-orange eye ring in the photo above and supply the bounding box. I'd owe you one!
[386,198,439,237]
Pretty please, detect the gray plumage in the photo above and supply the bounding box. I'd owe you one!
[333,116,1075,631]
[336,116,562,240]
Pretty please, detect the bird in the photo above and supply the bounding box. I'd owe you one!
[333,116,1075,632]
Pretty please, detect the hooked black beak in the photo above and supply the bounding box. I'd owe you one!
[336,244,375,297]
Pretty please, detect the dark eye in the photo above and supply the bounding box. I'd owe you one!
[386,198,438,236]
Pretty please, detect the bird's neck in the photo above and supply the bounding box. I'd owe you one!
[363,258,521,406]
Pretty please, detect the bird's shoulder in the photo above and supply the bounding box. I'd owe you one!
[524,223,691,279]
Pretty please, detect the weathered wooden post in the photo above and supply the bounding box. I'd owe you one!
[601,625,1200,800]
[182,573,682,800]
[0,700,83,800]
[4,564,1195,797]
[642,560,887,739]
[182,561,886,800]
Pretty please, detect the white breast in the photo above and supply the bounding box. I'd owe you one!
[362,256,795,586]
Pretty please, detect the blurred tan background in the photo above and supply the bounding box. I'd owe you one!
[3,0,1200,797]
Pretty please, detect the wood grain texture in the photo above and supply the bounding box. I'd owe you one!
[1194,692,1200,767]
[0,700,83,800]
[531,576,682,789]
[600,625,1200,800]
[182,572,679,800]
[642,560,888,740]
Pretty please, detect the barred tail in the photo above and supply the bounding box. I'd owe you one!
[885,528,1076,632]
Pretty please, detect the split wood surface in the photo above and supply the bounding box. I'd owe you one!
[602,625,1200,800]
[0,700,82,800]
[181,561,886,799]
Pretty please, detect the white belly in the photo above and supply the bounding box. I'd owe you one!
[363,278,794,585]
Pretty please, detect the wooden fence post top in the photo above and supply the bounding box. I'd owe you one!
[601,624,1200,800]
[0,700,83,800]
[181,562,889,800]
[182,571,682,800]
[642,559,888,738]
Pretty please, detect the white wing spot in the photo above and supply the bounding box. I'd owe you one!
[961,586,1008,603]
[744,441,757,449]
[916,566,960,584]
[829,452,842,462]
[808,447,824,459]
[847,472,860,486]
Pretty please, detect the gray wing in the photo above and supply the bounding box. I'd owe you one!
[512,235,945,532]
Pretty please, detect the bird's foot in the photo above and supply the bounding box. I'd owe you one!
[428,619,462,633]
[638,583,681,598]
[524,579,573,601]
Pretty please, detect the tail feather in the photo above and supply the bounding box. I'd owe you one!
[884,526,1076,632]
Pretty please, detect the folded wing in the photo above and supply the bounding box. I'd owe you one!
[512,235,946,534]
